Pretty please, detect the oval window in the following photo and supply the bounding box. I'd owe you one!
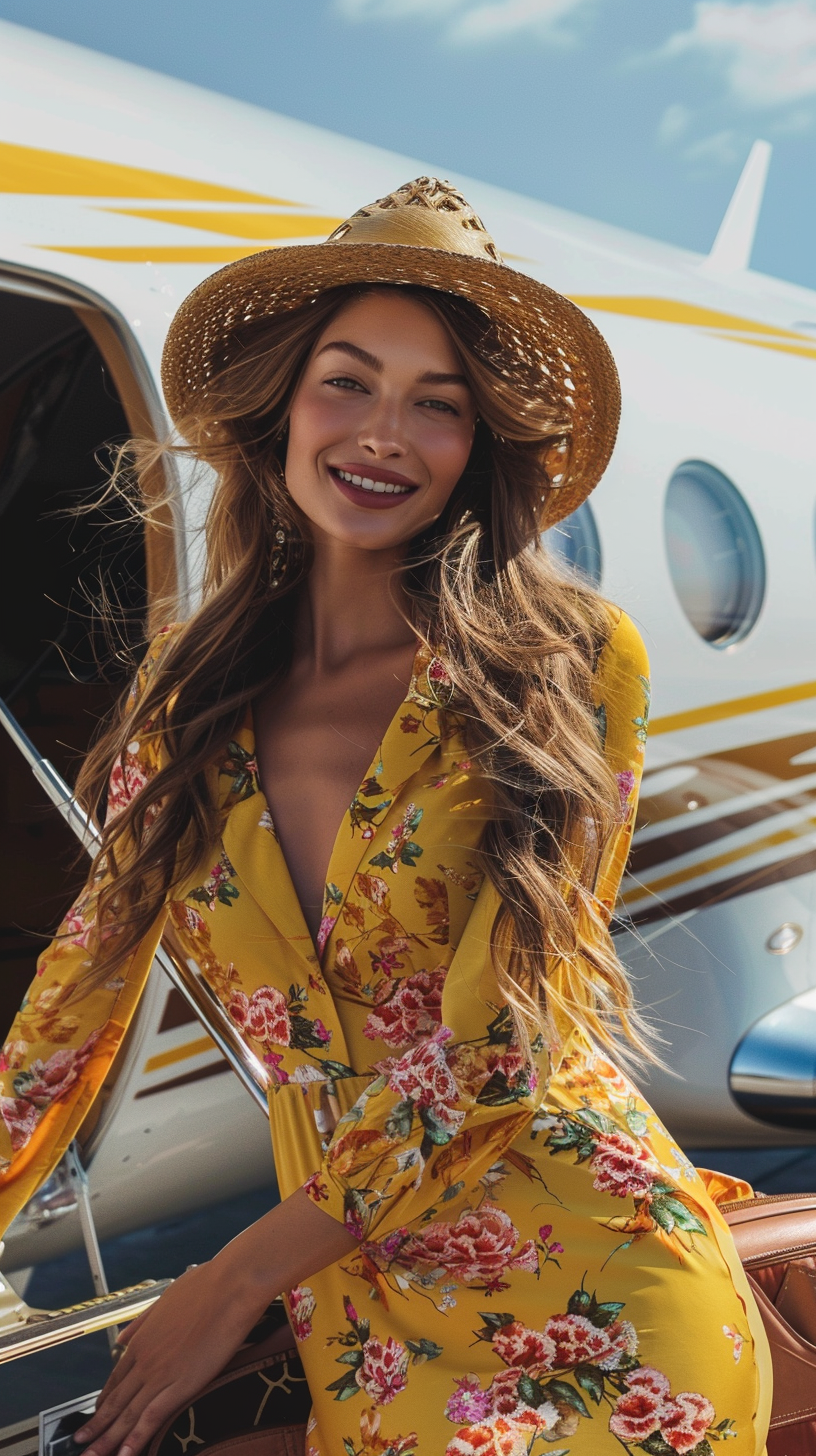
[664,461,765,646]
[543,501,602,586]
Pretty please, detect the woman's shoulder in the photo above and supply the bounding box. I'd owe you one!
[592,607,651,762]
[596,606,650,687]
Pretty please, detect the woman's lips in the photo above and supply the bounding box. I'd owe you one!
[328,465,419,510]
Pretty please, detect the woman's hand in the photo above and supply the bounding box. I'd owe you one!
[74,1257,273,1456]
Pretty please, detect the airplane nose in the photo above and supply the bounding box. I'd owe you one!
[729,988,816,1129]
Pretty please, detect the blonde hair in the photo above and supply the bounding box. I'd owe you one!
[76,283,651,1061]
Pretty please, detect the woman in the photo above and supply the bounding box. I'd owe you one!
[0,178,770,1456]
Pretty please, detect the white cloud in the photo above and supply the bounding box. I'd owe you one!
[451,0,591,42]
[683,127,743,164]
[335,0,594,43]
[662,1,816,108]
[657,102,692,143]
[337,0,459,16]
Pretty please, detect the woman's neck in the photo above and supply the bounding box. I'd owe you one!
[294,533,416,673]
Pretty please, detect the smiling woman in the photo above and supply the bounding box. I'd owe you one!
[0,178,771,1456]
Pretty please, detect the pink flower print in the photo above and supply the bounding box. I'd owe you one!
[228,985,290,1048]
[659,1391,716,1453]
[492,1322,557,1373]
[264,1051,289,1085]
[387,1026,461,1123]
[445,1418,528,1456]
[0,1030,102,1152]
[63,906,93,950]
[609,1388,664,1444]
[311,1018,331,1046]
[589,1128,655,1199]
[428,656,452,686]
[616,768,636,818]
[363,967,445,1048]
[487,1369,559,1431]
[180,904,206,936]
[401,1205,533,1287]
[355,1335,409,1405]
[343,1294,358,1324]
[1,1040,28,1073]
[0,1096,40,1151]
[106,749,149,821]
[627,1366,671,1400]
[542,1312,637,1371]
[20,1030,102,1109]
[445,1376,493,1426]
[315,915,336,955]
[303,1171,329,1203]
[287,1284,315,1341]
[508,1239,538,1273]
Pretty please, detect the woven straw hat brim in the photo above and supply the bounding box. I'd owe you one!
[161,241,621,529]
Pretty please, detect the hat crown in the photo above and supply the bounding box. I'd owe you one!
[326,176,502,264]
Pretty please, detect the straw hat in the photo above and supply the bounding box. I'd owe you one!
[161,177,620,527]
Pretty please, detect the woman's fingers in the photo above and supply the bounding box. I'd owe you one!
[109,1390,183,1456]
[80,1384,168,1456]
[75,1365,143,1445]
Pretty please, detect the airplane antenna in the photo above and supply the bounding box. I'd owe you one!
[701,139,772,275]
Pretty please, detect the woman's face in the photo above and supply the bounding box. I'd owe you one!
[284,290,478,553]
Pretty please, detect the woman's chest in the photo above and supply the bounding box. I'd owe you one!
[251,655,418,939]
[169,719,494,1076]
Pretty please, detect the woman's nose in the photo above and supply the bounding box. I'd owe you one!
[356,397,408,458]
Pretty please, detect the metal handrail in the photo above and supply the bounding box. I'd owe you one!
[0,694,270,1116]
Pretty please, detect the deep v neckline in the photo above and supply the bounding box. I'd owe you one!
[224,642,447,965]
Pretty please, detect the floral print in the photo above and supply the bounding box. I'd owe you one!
[287,1284,316,1341]
[444,1287,735,1455]
[0,616,770,1454]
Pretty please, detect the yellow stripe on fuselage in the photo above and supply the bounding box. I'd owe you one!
[144,1035,216,1073]
[102,207,343,240]
[621,815,816,904]
[0,139,288,203]
[650,680,816,736]
[568,295,812,344]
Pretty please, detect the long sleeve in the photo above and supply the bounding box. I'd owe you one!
[0,628,177,1233]
[306,611,651,1244]
[306,881,549,1243]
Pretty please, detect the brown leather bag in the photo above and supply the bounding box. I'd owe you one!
[723,1193,816,1456]
[143,1312,309,1456]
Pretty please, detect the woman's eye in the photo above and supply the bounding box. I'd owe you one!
[420,398,458,415]
[326,376,366,392]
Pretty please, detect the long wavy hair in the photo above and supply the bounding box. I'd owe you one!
[75,282,651,1060]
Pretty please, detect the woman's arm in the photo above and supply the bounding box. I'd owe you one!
[76,1188,357,1456]
[0,629,178,1229]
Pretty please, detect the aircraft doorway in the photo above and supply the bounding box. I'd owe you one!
[0,285,173,1042]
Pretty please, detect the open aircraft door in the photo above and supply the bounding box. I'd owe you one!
[0,264,275,1344]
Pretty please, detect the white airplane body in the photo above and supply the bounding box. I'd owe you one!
[0,19,814,1273]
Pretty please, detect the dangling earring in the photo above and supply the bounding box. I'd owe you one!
[270,526,287,591]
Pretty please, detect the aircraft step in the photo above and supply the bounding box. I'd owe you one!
[0,1279,172,1364]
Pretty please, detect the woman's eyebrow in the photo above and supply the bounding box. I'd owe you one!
[316,340,382,371]
[315,341,468,387]
[417,369,468,386]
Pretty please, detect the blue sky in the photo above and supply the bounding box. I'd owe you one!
[1,0,815,291]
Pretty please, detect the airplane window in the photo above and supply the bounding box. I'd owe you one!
[664,460,765,646]
[543,500,602,586]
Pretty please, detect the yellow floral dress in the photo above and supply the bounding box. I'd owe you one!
[0,612,771,1456]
